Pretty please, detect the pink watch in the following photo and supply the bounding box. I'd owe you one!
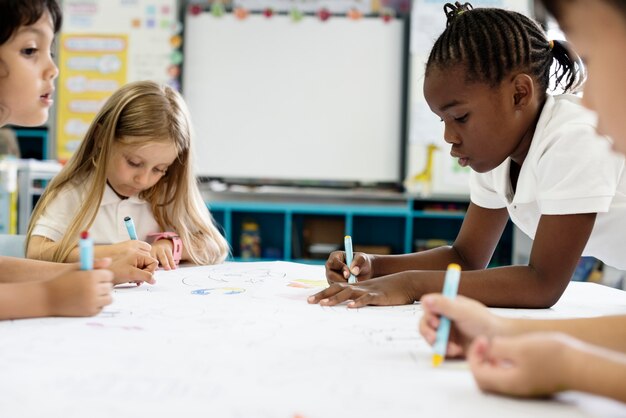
[147,232,183,264]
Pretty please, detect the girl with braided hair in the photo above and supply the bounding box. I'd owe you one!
[309,2,626,309]
[417,0,626,403]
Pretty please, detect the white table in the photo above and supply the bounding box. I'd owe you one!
[2,262,626,418]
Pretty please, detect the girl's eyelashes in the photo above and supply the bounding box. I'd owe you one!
[21,47,38,57]
[127,158,168,174]
[454,114,469,123]
[439,114,469,123]
[126,159,141,168]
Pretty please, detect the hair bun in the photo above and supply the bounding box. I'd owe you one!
[444,2,474,27]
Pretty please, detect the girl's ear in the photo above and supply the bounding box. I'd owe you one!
[511,73,534,108]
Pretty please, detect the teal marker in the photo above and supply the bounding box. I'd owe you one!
[124,216,137,240]
[79,231,93,271]
[344,235,357,284]
[432,263,462,367]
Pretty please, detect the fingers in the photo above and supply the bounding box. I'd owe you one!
[97,281,113,296]
[92,268,114,284]
[93,258,112,269]
[100,293,113,308]
[325,252,348,283]
[468,336,520,394]
[157,250,176,271]
[142,256,159,273]
[469,336,520,375]
[157,253,170,270]
[347,292,382,308]
[128,268,156,285]
[136,240,152,251]
[308,283,350,304]
[307,284,383,308]
[421,293,456,317]
[351,253,368,277]
[418,312,440,344]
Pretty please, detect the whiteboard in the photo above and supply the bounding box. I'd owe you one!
[183,13,407,186]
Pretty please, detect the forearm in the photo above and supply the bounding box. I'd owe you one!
[407,265,568,308]
[504,315,626,352]
[0,281,49,319]
[371,246,467,277]
[65,244,121,263]
[0,256,74,283]
[566,342,626,402]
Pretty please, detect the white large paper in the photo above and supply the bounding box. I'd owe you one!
[1,262,625,418]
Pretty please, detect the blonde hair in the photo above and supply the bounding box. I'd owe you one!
[26,80,229,264]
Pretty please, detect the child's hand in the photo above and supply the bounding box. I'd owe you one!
[43,259,114,317]
[325,251,373,283]
[111,240,152,256]
[150,239,177,270]
[419,294,504,358]
[308,272,414,307]
[108,252,158,285]
[468,333,575,397]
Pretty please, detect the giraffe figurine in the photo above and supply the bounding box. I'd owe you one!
[404,143,439,196]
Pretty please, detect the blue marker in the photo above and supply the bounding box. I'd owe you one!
[79,231,93,271]
[124,216,137,240]
[344,235,357,284]
[432,263,462,367]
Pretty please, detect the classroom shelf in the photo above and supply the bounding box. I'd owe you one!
[205,190,513,266]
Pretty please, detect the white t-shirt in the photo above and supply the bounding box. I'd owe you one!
[470,94,626,270]
[32,181,160,244]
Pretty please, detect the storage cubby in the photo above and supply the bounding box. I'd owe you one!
[231,212,284,260]
[352,215,406,255]
[205,191,513,265]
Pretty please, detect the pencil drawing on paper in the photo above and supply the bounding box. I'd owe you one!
[182,267,287,287]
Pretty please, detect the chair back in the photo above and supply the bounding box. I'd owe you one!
[0,234,26,257]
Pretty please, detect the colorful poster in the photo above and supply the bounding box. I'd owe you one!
[55,0,180,160]
[232,0,372,13]
[56,35,127,161]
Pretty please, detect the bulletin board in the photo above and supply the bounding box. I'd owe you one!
[55,0,181,162]
[182,11,409,187]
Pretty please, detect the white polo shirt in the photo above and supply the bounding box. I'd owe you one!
[32,180,160,244]
[470,94,626,270]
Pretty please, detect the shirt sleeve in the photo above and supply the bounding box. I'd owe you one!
[31,187,81,242]
[469,170,506,209]
[536,123,625,215]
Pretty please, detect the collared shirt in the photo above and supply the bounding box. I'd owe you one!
[470,94,626,270]
[32,180,160,244]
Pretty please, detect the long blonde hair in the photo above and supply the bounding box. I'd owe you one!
[26,80,229,264]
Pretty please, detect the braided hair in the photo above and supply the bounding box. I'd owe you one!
[426,2,585,93]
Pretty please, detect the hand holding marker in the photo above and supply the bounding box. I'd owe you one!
[344,235,357,284]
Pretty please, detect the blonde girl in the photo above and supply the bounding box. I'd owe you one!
[27,80,229,269]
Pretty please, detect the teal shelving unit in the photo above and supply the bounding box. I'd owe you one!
[205,191,514,266]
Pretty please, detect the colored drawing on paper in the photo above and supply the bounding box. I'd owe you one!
[287,279,328,289]
[191,287,246,296]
